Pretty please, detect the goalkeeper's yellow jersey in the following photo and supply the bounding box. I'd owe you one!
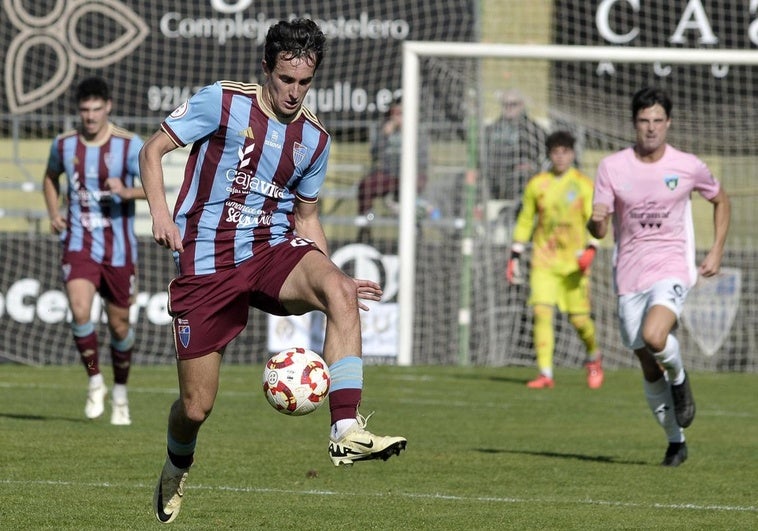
[512,166,597,275]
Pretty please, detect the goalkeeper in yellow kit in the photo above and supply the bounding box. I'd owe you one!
[506,130,603,389]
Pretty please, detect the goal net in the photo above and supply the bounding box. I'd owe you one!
[400,42,758,372]
[1,1,756,373]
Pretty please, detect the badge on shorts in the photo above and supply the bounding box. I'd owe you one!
[176,318,191,348]
[61,263,72,282]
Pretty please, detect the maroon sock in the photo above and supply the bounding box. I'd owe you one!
[111,347,132,385]
[328,388,362,424]
[74,332,99,377]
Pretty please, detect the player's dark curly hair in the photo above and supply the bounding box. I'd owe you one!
[545,130,575,151]
[631,87,672,120]
[75,76,111,103]
[264,18,327,71]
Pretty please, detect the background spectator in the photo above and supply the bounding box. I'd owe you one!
[481,88,546,201]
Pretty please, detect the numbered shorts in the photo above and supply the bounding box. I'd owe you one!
[168,237,322,360]
[617,277,689,350]
[529,268,591,314]
[61,251,136,308]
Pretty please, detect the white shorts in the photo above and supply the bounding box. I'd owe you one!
[617,278,689,350]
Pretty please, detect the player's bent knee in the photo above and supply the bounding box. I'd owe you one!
[178,393,215,424]
[323,271,359,307]
[182,402,213,425]
[641,331,667,354]
[568,313,588,329]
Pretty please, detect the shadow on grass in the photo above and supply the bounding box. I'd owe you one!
[0,412,87,422]
[475,447,648,466]
[486,375,534,385]
[451,372,545,386]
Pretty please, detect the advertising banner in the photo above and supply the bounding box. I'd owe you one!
[550,1,758,152]
[1,0,475,131]
[0,235,400,365]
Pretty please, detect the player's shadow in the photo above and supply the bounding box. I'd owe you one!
[0,412,87,423]
[453,373,536,385]
[475,448,648,466]
[486,375,535,385]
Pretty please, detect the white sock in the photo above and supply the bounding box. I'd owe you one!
[112,383,128,403]
[643,377,684,443]
[331,418,357,440]
[88,373,104,389]
[652,335,685,386]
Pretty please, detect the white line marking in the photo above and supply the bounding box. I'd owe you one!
[0,479,755,513]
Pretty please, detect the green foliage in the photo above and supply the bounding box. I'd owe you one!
[0,365,755,529]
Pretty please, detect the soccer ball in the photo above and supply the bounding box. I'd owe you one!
[262,348,330,416]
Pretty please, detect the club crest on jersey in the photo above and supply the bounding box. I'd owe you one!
[176,319,191,348]
[664,175,679,190]
[293,142,307,166]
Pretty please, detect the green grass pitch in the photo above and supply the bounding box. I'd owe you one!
[0,364,755,529]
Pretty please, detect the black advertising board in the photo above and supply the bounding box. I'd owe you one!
[1,1,476,134]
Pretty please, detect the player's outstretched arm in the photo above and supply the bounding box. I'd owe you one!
[105,177,147,201]
[42,170,67,234]
[699,188,731,277]
[587,203,611,239]
[139,130,183,252]
[294,199,329,254]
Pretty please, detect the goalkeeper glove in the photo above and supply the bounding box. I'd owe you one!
[506,243,525,285]
[577,245,597,273]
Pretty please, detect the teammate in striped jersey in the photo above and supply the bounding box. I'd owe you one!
[42,76,145,426]
[141,19,406,524]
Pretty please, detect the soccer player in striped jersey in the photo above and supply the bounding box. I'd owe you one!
[589,87,731,466]
[42,76,145,426]
[506,131,603,389]
[140,19,406,524]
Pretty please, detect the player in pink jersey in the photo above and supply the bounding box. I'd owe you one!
[43,76,145,426]
[141,19,406,524]
[589,87,731,467]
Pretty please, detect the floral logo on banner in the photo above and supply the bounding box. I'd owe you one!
[3,0,149,114]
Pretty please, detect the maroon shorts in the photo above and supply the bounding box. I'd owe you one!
[62,251,136,308]
[168,237,321,359]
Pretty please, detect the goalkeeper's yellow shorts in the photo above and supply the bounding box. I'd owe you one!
[528,268,591,314]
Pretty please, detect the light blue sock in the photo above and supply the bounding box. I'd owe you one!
[328,356,363,393]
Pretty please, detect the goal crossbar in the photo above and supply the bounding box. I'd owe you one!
[403,42,758,63]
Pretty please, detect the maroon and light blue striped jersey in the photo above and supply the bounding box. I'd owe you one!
[161,80,331,276]
[46,124,143,267]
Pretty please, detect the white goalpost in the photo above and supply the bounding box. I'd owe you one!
[398,42,758,367]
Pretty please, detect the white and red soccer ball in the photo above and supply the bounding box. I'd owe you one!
[262,348,330,416]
